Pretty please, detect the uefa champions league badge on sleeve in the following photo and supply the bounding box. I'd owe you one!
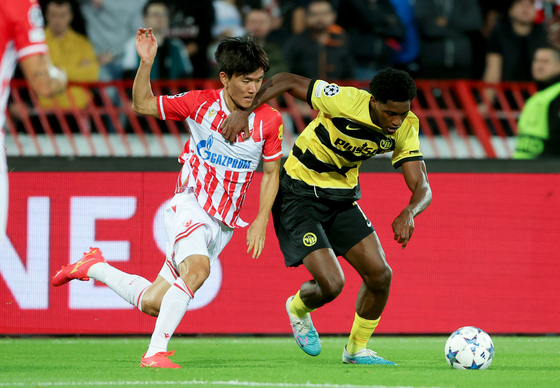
[167,92,187,99]
[314,81,328,98]
[323,84,340,97]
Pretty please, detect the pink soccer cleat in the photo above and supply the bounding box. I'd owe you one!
[140,350,181,368]
[51,247,106,287]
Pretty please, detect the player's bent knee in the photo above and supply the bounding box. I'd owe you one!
[139,277,171,317]
[179,255,211,292]
[363,264,392,291]
[142,306,160,318]
[321,277,344,302]
[140,294,161,317]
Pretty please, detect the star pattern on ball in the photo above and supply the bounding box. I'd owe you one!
[446,348,458,364]
[470,360,484,370]
[450,330,462,339]
[465,334,479,346]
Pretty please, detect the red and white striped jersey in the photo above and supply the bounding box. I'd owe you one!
[158,88,283,228]
[0,0,49,137]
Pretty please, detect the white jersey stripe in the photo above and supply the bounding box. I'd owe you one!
[16,44,48,59]
[263,151,283,161]
[165,259,179,279]
[194,101,207,122]
[174,223,204,246]
[159,96,166,120]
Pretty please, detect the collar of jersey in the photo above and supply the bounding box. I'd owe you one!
[219,89,230,115]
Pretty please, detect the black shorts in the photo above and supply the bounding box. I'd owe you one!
[272,179,375,267]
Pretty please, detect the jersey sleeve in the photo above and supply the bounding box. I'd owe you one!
[513,94,548,159]
[306,79,361,117]
[157,91,198,121]
[12,2,48,60]
[392,116,424,168]
[485,27,502,55]
[262,109,283,162]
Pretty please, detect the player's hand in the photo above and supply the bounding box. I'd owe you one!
[136,28,158,64]
[246,218,267,259]
[392,209,415,249]
[47,65,67,95]
[221,109,251,143]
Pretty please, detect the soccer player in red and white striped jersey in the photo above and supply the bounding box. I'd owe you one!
[0,0,67,249]
[51,30,283,368]
[160,85,282,228]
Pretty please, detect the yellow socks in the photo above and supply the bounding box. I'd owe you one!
[289,291,316,318]
[346,313,380,354]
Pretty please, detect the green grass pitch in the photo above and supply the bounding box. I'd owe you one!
[0,336,559,388]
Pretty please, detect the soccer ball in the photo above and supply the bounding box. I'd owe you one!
[444,326,495,370]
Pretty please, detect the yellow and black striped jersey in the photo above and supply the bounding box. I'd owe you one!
[282,79,423,201]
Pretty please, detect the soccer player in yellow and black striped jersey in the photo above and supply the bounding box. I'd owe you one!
[222,69,432,365]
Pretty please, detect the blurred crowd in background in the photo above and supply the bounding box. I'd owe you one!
[8,0,560,159]
[30,0,560,84]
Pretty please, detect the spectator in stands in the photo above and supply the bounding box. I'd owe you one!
[122,1,193,80]
[415,0,483,79]
[207,1,246,74]
[514,46,560,158]
[534,0,560,24]
[483,0,549,84]
[470,0,511,79]
[284,0,354,80]
[40,0,99,109]
[278,0,309,35]
[245,0,282,15]
[388,0,420,75]
[39,0,87,36]
[78,0,147,81]
[244,1,290,48]
[163,0,215,78]
[335,0,405,80]
[244,8,289,77]
[478,1,510,38]
[255,0,284,32]
[212,0,246,40]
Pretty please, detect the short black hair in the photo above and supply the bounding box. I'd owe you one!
[215,35,270,78]
[509,0,533,9]
[47,0,72,8]
[142,0,167,17]
[369,68,417,103]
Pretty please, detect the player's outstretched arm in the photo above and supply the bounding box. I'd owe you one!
[392,160,432,249]
[132,28,159,118]
[246,159,281,259]
[19,54,67,98]
[221,72,311,142]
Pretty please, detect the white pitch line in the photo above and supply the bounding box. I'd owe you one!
[0,380,443,388]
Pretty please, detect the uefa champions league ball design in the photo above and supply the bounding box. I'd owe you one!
[444,326,495,370]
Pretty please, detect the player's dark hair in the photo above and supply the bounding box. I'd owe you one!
[47,0,73,7]
[142,0,168,17]
[215,35,270,78]
[369,68,417,103]
[508,0,530,9]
